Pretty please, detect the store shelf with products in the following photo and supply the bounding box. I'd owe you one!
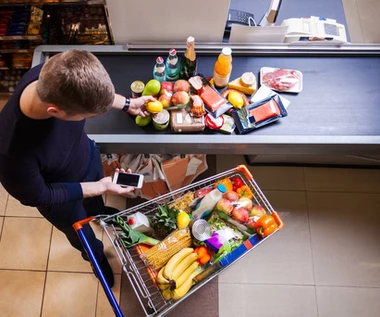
[0,0,114,96]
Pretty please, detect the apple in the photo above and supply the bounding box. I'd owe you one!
[237,197,253,211]
[216,198,234,215]
[223,191,239,202]
[246,217,257,230]
[171,91,190,106]
[231,207,249,223]
[158,92,172,108]
[250,205,266,218]
[160,81,173,95]
[135,114,152,127]
[173,79,190,93]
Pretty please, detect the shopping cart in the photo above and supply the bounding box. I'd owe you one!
[73,165,283,317]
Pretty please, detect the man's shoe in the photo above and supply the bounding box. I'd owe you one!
[93,256,114,288]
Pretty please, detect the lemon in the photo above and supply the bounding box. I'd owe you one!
[142,79,161,96]
[146,101,163,113]
[228,91,244,109]
[177,211,190,229]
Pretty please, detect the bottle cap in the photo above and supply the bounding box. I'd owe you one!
[187,36,195,43]
[128,217,135,225]
[156,56,164,63]
[169,48,176,55]
[216,184,227,193]
[222,47,232,56]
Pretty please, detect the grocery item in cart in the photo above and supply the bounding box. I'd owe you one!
[191,184,226,224]
[143,228,192,270]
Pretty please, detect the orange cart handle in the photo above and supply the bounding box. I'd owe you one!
[236,165,253,180]
[73,216,94,231]
[271,211,284,230]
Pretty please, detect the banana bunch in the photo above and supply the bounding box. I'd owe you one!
[156,247,199,300]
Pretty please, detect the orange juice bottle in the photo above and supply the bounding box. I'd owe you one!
[213,47,232,88]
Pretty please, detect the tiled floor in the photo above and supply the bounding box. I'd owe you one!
[1,1,380,316]
[217,156,380,317]
[1,156,380,317]
[0,189,124,317]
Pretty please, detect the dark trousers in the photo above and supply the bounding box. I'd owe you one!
[37,144,107,262]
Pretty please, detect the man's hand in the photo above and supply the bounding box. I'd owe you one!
[128,96,156,117]
[81,168,136,198]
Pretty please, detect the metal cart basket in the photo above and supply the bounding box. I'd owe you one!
[73,165,284,317]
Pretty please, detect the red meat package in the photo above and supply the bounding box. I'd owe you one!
[261,67,303,93]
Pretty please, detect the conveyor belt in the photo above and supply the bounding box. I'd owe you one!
[32,45,380,155]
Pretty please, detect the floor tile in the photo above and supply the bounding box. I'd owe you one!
[0,217,52,270]
[41,272,98,317]
[357,0,380,43]
[0,270,45,317]
[96,274,122,317]
[219,284,318,317]
[304,167,380,193]
[342,0,364,43]
[308,192,380,287]
[48,227,93,273]
[5,195,43,218]
[0,184,8,216]
[217,155,306,190]
[317,286,380,317]
[219,191,314,285]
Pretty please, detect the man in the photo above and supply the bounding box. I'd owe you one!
[0,49,154,287]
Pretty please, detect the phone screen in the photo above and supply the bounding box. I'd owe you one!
[116,173,141,187]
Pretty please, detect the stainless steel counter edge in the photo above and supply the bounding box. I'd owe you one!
[32,43,380,66]
[88,134,380,155]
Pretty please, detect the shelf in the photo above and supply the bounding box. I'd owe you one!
[0,67,10,70]
[0,49,34,53]
[0,0,105,6]
[0,35,42,41]
[0,92,12,97]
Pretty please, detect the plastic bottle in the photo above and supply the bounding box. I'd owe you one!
[191,184,227,224]
[165,48,180,81]
[180,36,197,79]
[153,56,166,82]
[127,212,152,233]
[213,47,232,88]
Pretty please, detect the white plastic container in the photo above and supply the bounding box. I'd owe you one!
[127,212,152,233]
[191,184,227,224]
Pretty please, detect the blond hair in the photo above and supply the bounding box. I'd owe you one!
[36,49,115,115]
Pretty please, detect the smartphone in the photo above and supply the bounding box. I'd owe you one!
[113,172,144,188]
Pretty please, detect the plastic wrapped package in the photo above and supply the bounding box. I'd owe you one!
[143,228,192,270]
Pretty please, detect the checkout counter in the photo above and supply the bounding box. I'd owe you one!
[32,43,380,157]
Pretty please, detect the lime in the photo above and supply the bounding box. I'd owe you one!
[135,114,151,127]
[142,79,161,96]
[228,91,244,109]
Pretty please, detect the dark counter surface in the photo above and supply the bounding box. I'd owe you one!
[32,45,380,155]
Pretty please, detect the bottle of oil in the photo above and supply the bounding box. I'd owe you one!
[180,36,197,79]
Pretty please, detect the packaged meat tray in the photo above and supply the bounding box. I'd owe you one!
[260,67,303,93]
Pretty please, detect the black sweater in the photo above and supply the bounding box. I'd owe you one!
[0,64,91,207]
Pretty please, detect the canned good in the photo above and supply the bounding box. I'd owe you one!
[192,219,212,241]
[130,80,145,98]
[152,109,170,131]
